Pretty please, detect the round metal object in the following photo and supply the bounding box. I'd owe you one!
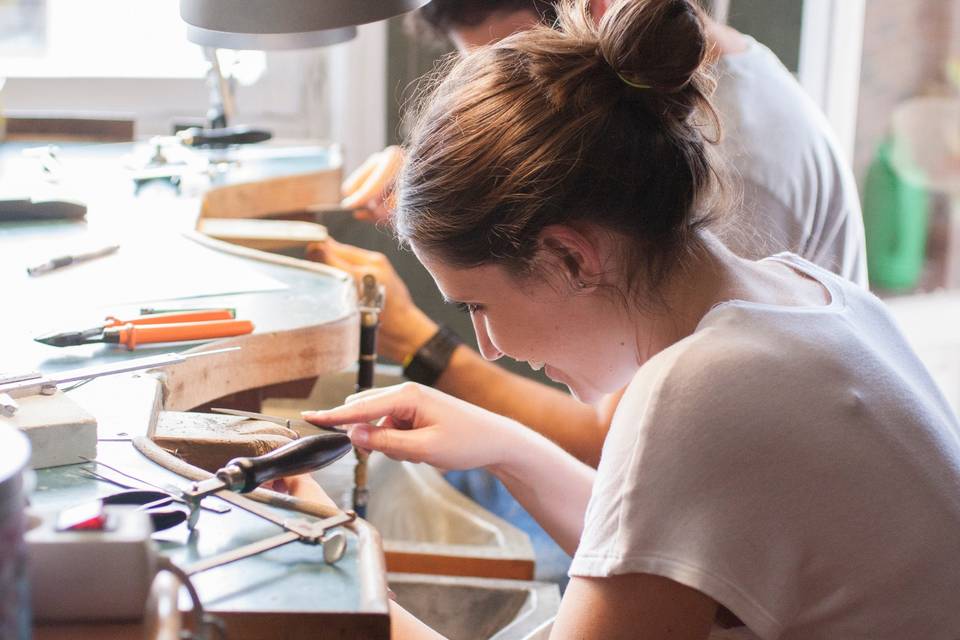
[322,531,347,564]
[180,0,432,49]
[184,25,356,50]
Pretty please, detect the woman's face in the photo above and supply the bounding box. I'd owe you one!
[416,248,642,404]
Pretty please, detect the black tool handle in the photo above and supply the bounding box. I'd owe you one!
[222,433,353,493]
[356,319,378,392]
[181,125,272,147]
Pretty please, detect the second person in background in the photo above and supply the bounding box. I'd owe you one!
[318,0,868,469]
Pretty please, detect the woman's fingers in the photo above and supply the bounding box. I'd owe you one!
[344,384,409,405]
[303,383,424,429]
[350,423,438,464]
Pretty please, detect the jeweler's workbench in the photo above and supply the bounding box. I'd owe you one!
[1,141,390,638]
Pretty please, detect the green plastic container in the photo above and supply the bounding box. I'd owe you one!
[863,137,930,291]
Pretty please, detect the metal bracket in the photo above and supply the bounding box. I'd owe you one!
[0,372,41,416]
[0,393,19,418]
[183,511,355,576]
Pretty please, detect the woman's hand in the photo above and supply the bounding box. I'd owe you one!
[341,146,404,223]
[302,383,523,471]
[304,240,439,364]
[264,473,338,510]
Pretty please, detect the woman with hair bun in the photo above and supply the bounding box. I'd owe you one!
[306,1,960,637]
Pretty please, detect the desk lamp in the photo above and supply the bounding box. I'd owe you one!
[180,0,431,49]
[172,0,430,147]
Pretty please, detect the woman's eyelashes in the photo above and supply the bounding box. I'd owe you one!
[455,301,484,314]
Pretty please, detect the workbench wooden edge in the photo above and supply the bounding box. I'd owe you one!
[153,317,360,413]
[353,519,392,615]
[183,228,351,283]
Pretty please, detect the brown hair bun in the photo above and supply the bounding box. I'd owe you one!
[396,0,726,306]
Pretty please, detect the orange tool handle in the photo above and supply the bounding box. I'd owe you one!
[104,309,235,328]
[114,319,254,350]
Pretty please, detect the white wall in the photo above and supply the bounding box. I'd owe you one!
[2,17,388,173]
[798,0,866,162]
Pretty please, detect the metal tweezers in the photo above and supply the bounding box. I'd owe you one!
[210,407,345,433]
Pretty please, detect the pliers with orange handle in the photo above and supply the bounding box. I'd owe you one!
[35,309,254,350]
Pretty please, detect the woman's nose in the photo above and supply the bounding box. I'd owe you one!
[471,312,503,361]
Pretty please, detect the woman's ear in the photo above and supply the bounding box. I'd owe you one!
[536,225,603,293]
[590,0,612,21]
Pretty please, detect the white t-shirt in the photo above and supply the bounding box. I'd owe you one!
[570,254,960,639]
[713,38,868,287]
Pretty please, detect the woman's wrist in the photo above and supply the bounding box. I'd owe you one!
[483,418,534,479]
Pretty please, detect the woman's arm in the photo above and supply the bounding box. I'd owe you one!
[306,384,718,640]
[389,601,448,640]
[486,422,595,555]
[304,383,595,550]
[553,574,717,640]
[387,566,716,640]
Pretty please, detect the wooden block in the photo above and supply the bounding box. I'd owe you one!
[0,391,97,469]
[199,169,341,220]
[5,114,134,142]
[152,411,297,471]
[197,218,328,251]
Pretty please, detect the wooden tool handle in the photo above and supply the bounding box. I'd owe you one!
[225,433,353,493]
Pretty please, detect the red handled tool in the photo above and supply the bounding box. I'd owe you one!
[35,309,252,350]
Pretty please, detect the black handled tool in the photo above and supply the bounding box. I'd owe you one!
[183,433,352,525]
[177,125,272,148]
[0,197,87,222]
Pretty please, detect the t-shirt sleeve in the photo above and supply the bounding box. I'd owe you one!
[569,336,808,639]
[722,180,867,289]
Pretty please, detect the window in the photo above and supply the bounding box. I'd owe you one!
[1,1,387,171]
[1,0,207,79]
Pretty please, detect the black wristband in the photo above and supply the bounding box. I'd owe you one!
[402,325,462,387]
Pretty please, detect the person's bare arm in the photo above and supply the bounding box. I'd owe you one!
[307,240,612,465]
[552,574,716,640]
[390,601,448,640]
[306,382,596,554]
[392,570,716,640]
[434,342,610,464]
[306,388,716,640]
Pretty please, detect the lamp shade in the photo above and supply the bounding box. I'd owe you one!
[180,0,432,49]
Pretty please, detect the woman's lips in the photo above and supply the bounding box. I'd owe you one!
[544,364,563,383]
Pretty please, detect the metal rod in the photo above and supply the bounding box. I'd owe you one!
[185,531,300,576]
[0,347,240,397]
[79,457,230,514]
[353,274,384,518]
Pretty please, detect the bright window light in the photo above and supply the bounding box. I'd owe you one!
[1,0,208,79]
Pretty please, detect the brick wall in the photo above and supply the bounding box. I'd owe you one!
[854,0,953,184]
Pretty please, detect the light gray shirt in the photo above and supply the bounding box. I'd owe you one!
[713,37,868,287]
[571,254,960,639]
